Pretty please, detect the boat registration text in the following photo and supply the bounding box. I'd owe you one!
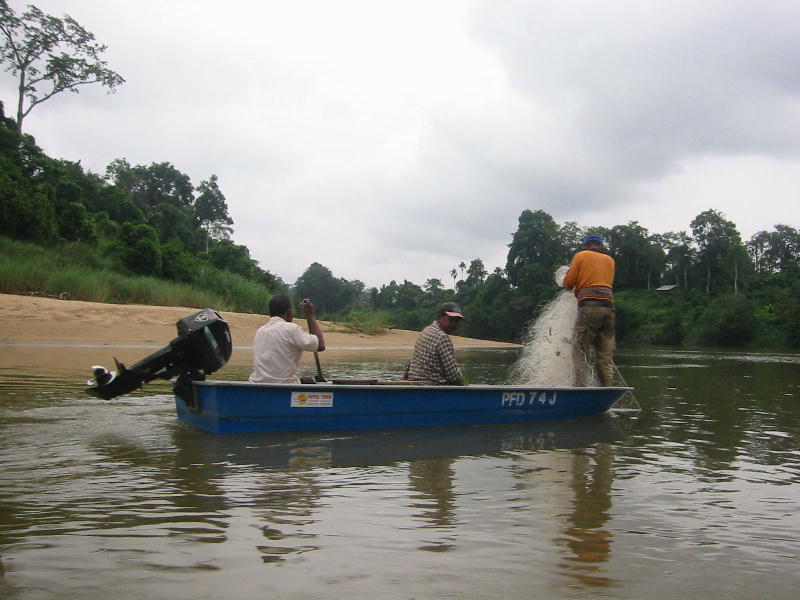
[501,391,557,407]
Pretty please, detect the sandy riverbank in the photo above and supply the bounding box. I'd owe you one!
[0,294,518,351]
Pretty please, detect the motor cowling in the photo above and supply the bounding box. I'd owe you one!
[85,308,232,400]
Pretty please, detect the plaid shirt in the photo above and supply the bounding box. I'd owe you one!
[407,321,462,384]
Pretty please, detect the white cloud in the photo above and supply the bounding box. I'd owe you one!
[2,0,798,288]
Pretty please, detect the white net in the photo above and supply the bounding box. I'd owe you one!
[509,265,597,386]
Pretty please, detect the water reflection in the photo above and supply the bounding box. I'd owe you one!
[2,346,800,599]
[558,444,614,586]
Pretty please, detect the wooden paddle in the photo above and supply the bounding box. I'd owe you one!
[302,299,326,382]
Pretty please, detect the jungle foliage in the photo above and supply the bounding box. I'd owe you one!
[2,18,799,349]
[297,208,800,349]
[2,95,798,348]
[0,111,283,313]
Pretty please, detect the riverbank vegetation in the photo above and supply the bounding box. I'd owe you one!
[1,104,798,348]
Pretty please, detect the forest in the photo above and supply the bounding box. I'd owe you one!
[2,1,799,350]
[1,104,799,349]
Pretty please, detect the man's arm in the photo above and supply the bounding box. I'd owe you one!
[301,300,326,351]
[438,337,463,385]
[563,253,581,290]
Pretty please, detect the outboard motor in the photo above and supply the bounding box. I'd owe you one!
[85,308,232,401]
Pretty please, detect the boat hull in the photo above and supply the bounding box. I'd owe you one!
[175,381,631,434]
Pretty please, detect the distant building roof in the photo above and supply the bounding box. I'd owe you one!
[655,285,678,292]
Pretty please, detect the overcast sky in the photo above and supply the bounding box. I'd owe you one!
[2,0,799,288]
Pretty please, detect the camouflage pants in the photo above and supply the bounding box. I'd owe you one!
[574,304,616,386]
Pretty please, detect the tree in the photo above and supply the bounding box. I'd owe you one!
[132,162,193,213]
[559,221,584,254]
[395,279,423,311]
[334,278,365,312]
[0,1,124,133]
[424,278,444,294]
[207,239,258,279]
[748,225,800,276]
[658,231,694,289]
[505,209,566,287]
[691,209,748,295]
[104,158,139,197]
[605,221,664,290]
[58,201,95,241]
[701,294,757,346]
[465,258,487,287]
[450,268,457,289]
[194,174,233,251]
[295,262,339,316]
[118,223,161,275]
[148,203,202,253]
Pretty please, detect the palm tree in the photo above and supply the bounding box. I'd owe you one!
[450,268,458,289]
[459,261,466,280]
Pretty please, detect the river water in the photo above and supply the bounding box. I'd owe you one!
[1,344,798,599]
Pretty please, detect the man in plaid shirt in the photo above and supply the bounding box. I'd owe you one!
[405,302,465,385]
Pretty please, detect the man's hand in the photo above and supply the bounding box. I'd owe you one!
[301,299,325,351]
[301,299,316,319]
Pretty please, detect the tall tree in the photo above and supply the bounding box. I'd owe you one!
[0,1,124,133]
[658,231,694,289]
[194,174,233,251]
[132,162,193,212]
[118,223,161,276]
[207,239,258,279]
[505,209,566,287]
[605,221,664,290]
[691,209,747,295]
[105,159,193,214]
[104,158,139,197]
[424,278,444,294]
[295,262,339,316]
[465,258,487,287]
[748,225,800,275]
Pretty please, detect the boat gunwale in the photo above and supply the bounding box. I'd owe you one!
[193,380,633,392]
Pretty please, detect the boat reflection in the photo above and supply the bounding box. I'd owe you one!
[170,414,624,470]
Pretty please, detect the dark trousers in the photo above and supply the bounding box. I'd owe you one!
[574,304,616,386]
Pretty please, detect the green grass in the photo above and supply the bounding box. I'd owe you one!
[334,309,392,335]
[0,236,267,313]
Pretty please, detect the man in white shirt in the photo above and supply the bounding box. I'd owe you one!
[249,294,326,384]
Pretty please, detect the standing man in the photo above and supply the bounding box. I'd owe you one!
[563,234,616,386]
[406,302,465,385]
[249,294,325,384]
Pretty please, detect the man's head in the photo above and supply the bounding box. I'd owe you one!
[268,294,293,319]
[435,302,464,334]
[581,234,605,250]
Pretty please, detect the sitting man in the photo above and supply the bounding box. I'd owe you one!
[405,302,465,385]
[249,294,325,384]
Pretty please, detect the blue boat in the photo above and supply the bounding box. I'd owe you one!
[84,308,632,435]
[175,380,631,434]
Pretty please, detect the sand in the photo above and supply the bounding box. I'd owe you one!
[0,293,517,351]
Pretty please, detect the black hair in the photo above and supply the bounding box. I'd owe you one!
[268,294,292,316]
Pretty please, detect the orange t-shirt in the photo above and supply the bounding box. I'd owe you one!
[563,250,615,300]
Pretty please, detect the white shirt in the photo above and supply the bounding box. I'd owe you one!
[249,316,319,384]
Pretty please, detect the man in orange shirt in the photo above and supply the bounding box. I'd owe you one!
[563,234,616,386]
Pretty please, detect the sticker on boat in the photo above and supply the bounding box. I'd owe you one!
[291,391,334,407]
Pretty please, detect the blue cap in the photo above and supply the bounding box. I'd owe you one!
[582,234,604,245]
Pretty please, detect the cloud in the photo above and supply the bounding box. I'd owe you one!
[2,0,799,288]
[467,0,800,212]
